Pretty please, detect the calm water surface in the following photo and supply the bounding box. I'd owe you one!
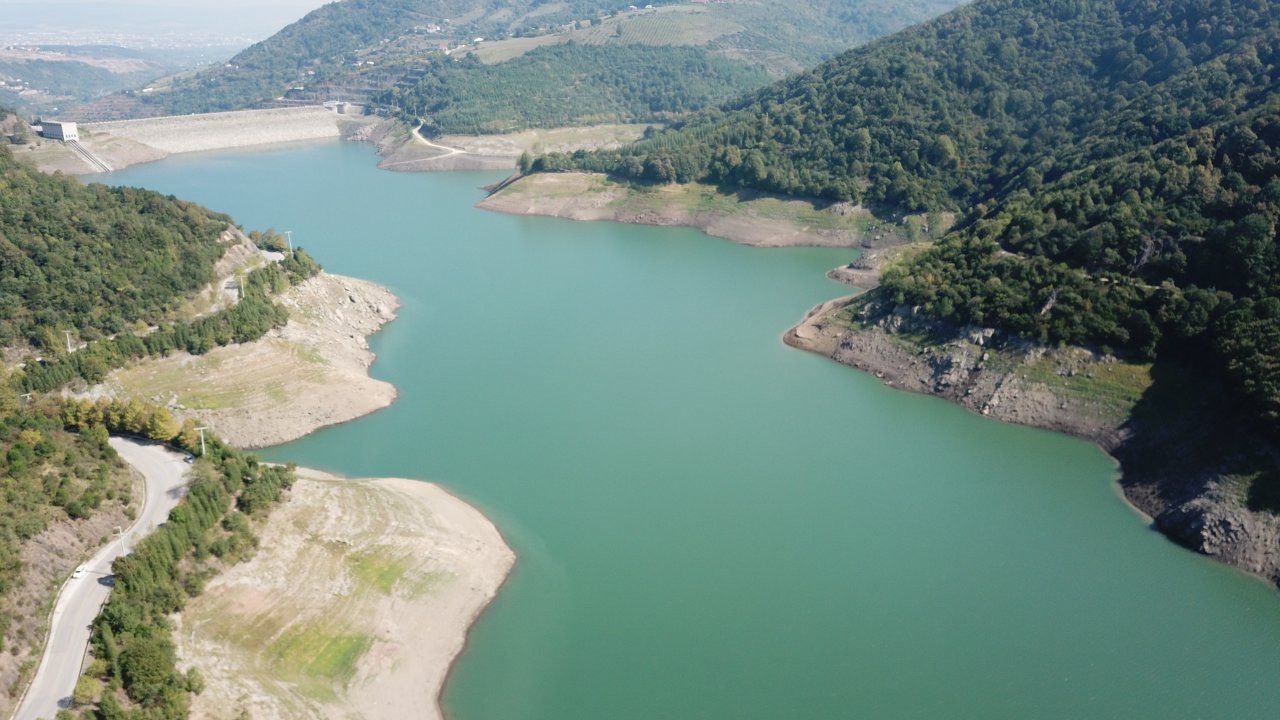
[105,141,1280,719]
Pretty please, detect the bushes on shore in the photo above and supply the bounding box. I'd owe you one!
[59,405,294,719]
[16,248,322,395]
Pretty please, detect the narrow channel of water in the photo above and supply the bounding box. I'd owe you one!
[105,141,1280,719]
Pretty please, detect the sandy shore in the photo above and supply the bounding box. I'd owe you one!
[93,271,399,449]
[175,470,515,720]
[477,172,921,247]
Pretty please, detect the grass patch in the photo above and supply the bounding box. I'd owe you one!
[503,173,611,199]
[268,625,372,685]
[402,569,453,599]
[444,123,650,155]
[468,6,742,64]
[235,607,293,651]
[1200,460,1280,515]
[348,548,411,594]
[295,344,330,366]
[265,382,290,404]
[109,338,329,412]
[1017,355,1152,421]
[471,33,564,63]
[179,387,251,410]
[1242,469,1280,514]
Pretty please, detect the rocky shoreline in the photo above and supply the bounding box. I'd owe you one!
[786,279,1280,589]
[785,297,1131,449]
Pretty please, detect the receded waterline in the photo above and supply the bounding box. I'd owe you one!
[104,141,1280,720]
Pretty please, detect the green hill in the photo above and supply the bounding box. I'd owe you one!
[79,0,964,124]
[0,392,135,657]
[0,144,231,351]
[0,117,224,704]
[379,42,773,133]
[565,0,1279,436]
[0,122,316,715]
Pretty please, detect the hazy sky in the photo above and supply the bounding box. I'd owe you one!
[0,0,329,8]
[0,0,335,45]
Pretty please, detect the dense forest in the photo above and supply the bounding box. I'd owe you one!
[0,146,231,350]
[572,0,1274,206]
[551,0,1280,437]
[380,43,771,133]
[15,248,321,395]
[0,394,133,659]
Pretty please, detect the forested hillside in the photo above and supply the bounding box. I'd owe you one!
[560,0,1279,436]
[0,115,321,716]
[0,145,231,350]
[380,43,771,133]
[580,0,1272,204]
[0,394,134,658]
[85,0,963,122]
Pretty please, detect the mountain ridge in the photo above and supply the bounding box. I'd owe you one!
[71,0,966,123]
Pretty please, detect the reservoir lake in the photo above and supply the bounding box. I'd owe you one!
[105,140,1280,719]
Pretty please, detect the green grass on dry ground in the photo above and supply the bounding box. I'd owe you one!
[347,549,411,594]
[268,625,373,686]
[1016,354,1152,423]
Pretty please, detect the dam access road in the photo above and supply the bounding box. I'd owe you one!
[14,438,189,720]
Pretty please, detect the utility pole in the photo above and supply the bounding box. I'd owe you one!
[196,426,209,456]
[284,230,293,253]
[65,330,73,353]
[19,392,32,404]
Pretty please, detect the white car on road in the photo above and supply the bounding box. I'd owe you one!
[71,565,88,580]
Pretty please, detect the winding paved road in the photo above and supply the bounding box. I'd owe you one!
[13,438,189,720]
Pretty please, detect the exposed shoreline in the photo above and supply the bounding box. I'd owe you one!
[17,124,518,720]
[84,268,399,450]
[477,171,944,248]
[478,170,1280,581]
[176,469,515,720]
[98,250,517,720]
[351,120,651,174]
[784,255,1280,589]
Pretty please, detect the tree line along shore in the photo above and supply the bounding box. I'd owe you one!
[0,127,516,718]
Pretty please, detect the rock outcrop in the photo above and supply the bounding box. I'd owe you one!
[787,291,1280,588]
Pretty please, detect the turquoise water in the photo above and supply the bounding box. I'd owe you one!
[104,141,1280,719]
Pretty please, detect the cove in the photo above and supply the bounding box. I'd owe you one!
[104,141,1280,719]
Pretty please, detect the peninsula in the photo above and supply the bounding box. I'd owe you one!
[0,119,516,719]
[176,470,514,720]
